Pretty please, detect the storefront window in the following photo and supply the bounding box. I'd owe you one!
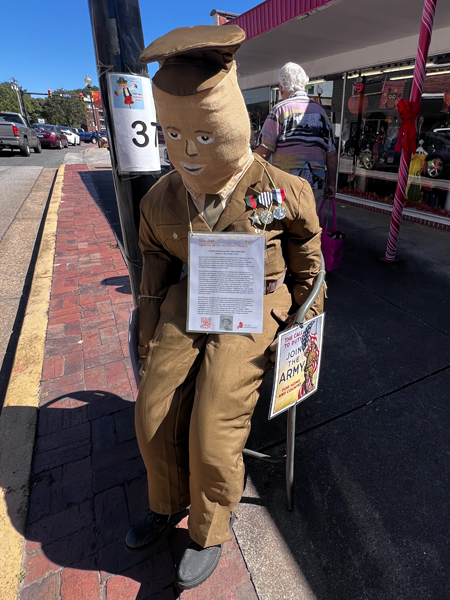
[242,87,271,144]
[336,60,450,219]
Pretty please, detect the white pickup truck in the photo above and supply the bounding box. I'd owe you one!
[0,112,42,156]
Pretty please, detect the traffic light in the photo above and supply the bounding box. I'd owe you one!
[47,89,52,98]
[79,93,84,102]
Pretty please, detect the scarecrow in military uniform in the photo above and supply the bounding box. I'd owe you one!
[125,25,324,590]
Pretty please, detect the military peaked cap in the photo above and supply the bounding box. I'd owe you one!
[139,25,245,96]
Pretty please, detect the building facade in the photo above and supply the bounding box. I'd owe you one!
[226,0,450,225]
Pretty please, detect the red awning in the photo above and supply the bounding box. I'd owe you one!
[227,0,338,41]
[226,0,450,81]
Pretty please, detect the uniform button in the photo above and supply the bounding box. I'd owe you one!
[173,232,178,239]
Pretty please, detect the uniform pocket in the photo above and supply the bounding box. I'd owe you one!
[157,224,189,259]
[265,238,284,265]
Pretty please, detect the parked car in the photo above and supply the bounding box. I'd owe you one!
[378,131,450,179]
[433,128,450,134]
[0,112,41,155]
[76,128,103,143]
[59,126,80,146]
[32,125,69,149]
[421,131,450,178]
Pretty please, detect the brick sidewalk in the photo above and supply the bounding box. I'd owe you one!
[19,165,257,600]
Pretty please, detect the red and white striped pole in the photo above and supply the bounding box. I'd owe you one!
[382,0,438,262]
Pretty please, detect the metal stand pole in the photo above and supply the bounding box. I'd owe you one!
[87,0,159,305]
[286,405,296,511]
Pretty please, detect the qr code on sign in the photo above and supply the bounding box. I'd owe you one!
[201,317,212,330]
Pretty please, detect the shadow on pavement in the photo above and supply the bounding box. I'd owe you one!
[4,180,449,598]
[243,365,450,599]
[81,170,124,248]
[101,275,131,295]
[85,166,169,252]
[1,391,183,599]
[242,206,450,599]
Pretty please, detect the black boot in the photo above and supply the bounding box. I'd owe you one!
[124,508,188,553]
[177,542,222,591]
[177,513,236,590]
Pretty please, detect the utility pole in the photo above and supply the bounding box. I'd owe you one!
[11,81,23,116]
[19,89,30,122]
[87,0,160,305]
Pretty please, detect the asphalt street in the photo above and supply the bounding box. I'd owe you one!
[0,146,100,410]
[0,144,166,412]
[0,143,89,168]
[0,165,58,410]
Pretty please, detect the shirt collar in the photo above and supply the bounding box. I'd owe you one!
[288,90,308,98]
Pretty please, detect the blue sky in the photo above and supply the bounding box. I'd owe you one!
[1,0,257,94]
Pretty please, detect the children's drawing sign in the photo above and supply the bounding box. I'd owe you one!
[107,73,160,174]
[111,75,144,110]
[269,314,324,419]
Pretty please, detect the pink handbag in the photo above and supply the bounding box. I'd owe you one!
[318,197,345,271]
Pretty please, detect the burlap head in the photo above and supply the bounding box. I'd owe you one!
[141,25,251,194]
[153,63,250,194]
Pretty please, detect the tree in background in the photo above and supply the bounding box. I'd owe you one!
[42,88,87,128]
[0,82,20,112]
[0,82,100,128]
[26,96,45,123]
[0,82,44,122]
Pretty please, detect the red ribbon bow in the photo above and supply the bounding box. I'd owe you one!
[394,99,421,154]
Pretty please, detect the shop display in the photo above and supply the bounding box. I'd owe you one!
[245,61,450,223]
[347,79,369,114]
[380,80,406,110]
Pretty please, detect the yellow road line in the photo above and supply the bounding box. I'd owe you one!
[0,165,64,600]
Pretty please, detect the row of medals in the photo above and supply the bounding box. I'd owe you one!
[250,202,286,233]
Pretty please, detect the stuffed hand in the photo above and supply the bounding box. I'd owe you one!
[268,309,298,362]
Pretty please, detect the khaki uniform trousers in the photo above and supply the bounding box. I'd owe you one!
[135,277,292,548]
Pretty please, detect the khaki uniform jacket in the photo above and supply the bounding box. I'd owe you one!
[138,155,323,359]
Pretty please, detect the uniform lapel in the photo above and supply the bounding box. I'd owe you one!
[214,158,265,232]
[164,173,211,232]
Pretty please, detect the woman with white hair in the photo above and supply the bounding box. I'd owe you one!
[279,62,310,94]
[256,62,337,201]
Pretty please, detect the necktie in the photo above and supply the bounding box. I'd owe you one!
[202,194,223,229]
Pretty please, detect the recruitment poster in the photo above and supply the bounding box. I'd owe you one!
[269,314,325,419]
[107,73,160,174]
[187,232,265,334]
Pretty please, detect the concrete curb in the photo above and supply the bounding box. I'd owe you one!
[0,165,64,599]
